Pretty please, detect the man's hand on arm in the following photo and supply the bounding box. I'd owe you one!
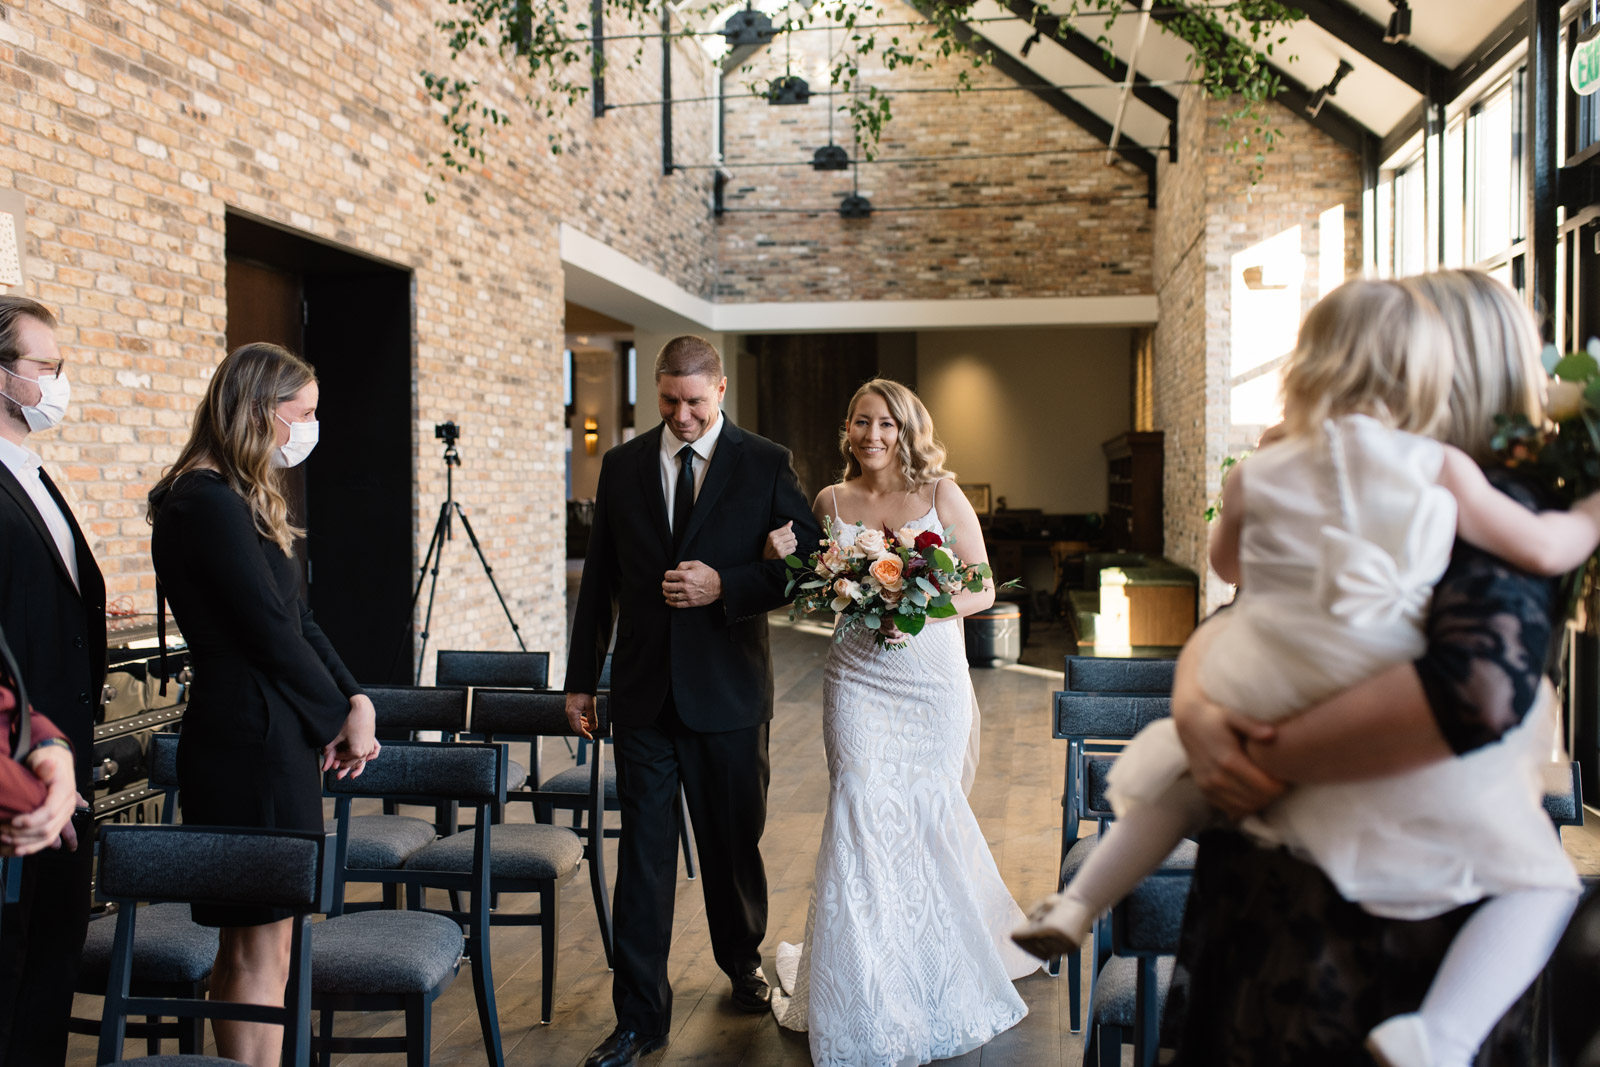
[663,561,722,609]
[566,692,597,740]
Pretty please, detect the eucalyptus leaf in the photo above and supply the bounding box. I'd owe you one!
[892,612,926,636]
[928,602,958,619]
[863,613,881,630]
[1555,352,1600,383]
[933,548,955,572]
[800,580,825,590]
[785,554,804,569]
[916,576,940,596]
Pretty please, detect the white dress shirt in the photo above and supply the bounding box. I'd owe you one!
[0,435,80,590]
[659,413,724,534]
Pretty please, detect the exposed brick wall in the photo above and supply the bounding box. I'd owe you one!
[1151,84,1361,612]
[715,0,1154,302]
[0,0,716,675]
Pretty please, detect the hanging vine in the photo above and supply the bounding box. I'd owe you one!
[417,0,1302,195]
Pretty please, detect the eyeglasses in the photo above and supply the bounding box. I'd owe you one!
[20,357,64,379]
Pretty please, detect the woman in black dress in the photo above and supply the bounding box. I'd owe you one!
[1164,269,1568,1066]
[148,342,378,1067]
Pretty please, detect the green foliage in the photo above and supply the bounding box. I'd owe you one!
[1490,339,1600,625]
[418,0,1301,196]
[1203,451,1248,524]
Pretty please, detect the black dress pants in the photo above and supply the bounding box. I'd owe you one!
[610,697,770,1036]
[0,810,93,1065]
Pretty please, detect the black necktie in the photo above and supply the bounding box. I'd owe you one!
[673,444,695,549]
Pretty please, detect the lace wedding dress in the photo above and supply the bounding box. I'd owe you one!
[771,498,1039,1067]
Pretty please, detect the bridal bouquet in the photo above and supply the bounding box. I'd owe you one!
[1491,341,1600,502]
[1492,340,1600,623]
[783,518,1000,650]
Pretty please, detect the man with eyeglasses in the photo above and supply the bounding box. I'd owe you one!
[0,294,107,1064]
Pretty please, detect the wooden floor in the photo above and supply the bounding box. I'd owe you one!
[69,619,1082,1067]
[67,616,1600,1067]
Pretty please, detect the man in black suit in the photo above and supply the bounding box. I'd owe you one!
[0,295,107,1064]
[566,336,820,1067]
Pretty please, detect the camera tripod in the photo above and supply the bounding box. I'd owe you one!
[393,426,526,683]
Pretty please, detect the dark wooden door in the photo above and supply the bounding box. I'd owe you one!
[225,257,309,593]
[749,333,879,501]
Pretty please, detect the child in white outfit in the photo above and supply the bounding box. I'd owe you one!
[1013,279,1593,1067]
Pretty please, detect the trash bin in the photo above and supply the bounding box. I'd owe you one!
[965,604,1022,668]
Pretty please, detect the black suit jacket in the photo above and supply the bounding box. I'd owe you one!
[0,458,107,794]
[565,419,820,732]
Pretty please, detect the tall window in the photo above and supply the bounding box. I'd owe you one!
[1466,78,1523,269]
[1393,157,1427,278]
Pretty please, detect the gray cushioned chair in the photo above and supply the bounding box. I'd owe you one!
[470,688,611,972]
[320,740,506,1067]
[325,685,469,912]
[94,824,334,1067]
[72,732,218,1056]
[436,650,550,795]
[1052,655,1184,1035]
[411,688,591,1023]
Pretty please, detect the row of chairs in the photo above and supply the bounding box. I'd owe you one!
[79,666,652,1065]
[1050,654,1588,1067]
[94,738,508,1067]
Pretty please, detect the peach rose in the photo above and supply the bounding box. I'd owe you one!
[869,555,904,591]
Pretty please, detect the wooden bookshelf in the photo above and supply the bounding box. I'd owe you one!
[1103,431,1164,556]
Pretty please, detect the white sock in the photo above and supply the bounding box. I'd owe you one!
[1416,887,1578,1067]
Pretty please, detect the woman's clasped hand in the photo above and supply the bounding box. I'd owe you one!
[321,692,381,779]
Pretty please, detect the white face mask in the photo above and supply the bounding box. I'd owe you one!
[0,365,69,432]
[271,411,319,468]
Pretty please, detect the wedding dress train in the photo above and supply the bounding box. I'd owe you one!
[772,504,1038,1067]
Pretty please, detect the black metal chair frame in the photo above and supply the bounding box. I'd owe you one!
[95,824,334,1067]
[320,739,508,1067]
[466,687,605,1016]
[72,730,211,1057]
[1051,655,1176,1036]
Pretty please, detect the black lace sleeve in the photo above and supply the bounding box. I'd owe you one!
[1413,469,1562,755]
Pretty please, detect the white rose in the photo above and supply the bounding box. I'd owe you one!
[895,526,920,549]
[831,578,862,613]
[1547,380,1585,422]
[854,528,889,558]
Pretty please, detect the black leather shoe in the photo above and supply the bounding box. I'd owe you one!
[730,968,771,1013]
[582,1027,668,1067]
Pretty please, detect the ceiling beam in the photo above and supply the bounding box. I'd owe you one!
[1287,0,1449,97]
[1004,0,1179,121]
[932,8,1159,201]
[1440,5,1528,103]
[1142,7,1376,154]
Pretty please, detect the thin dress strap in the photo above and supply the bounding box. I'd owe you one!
[830,485,840,520]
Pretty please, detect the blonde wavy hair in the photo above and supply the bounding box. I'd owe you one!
[148,343,315,556]
[839,378,955,488]
[1280,279,1453,441]
[1396,270,1544,463]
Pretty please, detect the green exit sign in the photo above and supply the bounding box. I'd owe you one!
[1574,25,1600,97]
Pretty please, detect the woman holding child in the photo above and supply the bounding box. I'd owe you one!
[1163,270,1583,1066]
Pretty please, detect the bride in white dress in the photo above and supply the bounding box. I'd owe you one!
[763,379,1039,1067]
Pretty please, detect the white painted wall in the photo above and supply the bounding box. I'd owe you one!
[916,327,1132,515]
